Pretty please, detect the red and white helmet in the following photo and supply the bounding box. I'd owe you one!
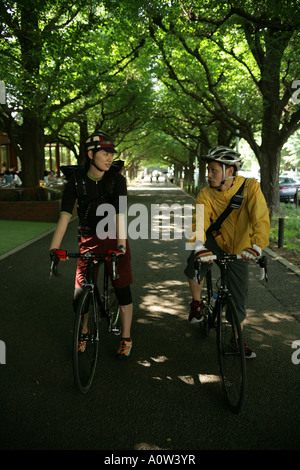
[85,131,117,154]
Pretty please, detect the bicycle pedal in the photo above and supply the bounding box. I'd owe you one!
[111,326,121,335]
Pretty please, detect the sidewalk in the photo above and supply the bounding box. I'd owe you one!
[264,246,300,276]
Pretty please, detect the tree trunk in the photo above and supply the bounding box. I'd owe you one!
[198,144,209,188]
[17,4,44,187]
[19,111,45,187]
[244,29,292,216]
[258,145,281,219]
[184,151,194,183]
[78,120,89,165]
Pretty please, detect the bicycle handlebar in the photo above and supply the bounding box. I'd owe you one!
[49,249,124,280]
[196,253,268,282]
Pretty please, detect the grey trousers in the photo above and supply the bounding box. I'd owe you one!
[184,238,249,323]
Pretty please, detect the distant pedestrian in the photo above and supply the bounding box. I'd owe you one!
[4,169,13,184]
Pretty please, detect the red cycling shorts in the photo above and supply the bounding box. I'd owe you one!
[75,234,133,290]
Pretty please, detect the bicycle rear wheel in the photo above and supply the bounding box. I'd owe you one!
[73,286,99,393]
[217,296,246,413]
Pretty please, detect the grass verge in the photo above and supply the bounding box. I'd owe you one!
[0,220,56,255]
[270,204,300,251]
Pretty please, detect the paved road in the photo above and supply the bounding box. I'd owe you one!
[0,182,299,451]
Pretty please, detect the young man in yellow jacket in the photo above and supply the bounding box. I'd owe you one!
[184,146,270,358]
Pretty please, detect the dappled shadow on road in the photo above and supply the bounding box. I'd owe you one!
[128,233,300,450]
[123,186,300,450]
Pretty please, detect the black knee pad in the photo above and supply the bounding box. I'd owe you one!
[114,285,132,306]
[73,286,132,312]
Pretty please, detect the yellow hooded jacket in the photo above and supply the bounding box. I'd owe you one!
[190,175,270,254]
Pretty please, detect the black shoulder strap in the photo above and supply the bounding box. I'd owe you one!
[111,160,124,172]
[73,167,87,200]
[60,165,87,200]
[60,165,88,224]
[60,165,85,180]
[206,179,247,237]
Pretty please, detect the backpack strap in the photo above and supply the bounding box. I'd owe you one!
[206,179,247,238]
[60,161,124,226]
[60,165,88,226]
[73,168,88,224]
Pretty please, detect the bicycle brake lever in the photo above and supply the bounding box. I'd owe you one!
[49,260,55,279]
[257,255,268,282]
[259,267,265,281]
[49,258,62,279]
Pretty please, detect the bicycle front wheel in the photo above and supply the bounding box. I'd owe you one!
[217,296,246,413]
[73,287,99,393]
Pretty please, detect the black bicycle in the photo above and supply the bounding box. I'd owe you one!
[197,253,267,413]
[50,249,122,393]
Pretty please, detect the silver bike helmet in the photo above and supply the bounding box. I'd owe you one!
[204,146,243,187]
[204,146,243,171]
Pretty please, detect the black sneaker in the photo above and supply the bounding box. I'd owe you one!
[189,300,204,323]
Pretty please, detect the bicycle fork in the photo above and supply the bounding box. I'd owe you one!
[80,282,100,344]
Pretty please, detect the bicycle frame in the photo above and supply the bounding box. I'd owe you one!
[201,253,252,328]
[84,258,104,318]
[80,256,117,331]
[50,249,121,331]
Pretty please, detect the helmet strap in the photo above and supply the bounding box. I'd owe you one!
[212,165,234,190]
[90,157,103,173]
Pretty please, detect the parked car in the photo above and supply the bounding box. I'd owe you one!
[279,176,300,203]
